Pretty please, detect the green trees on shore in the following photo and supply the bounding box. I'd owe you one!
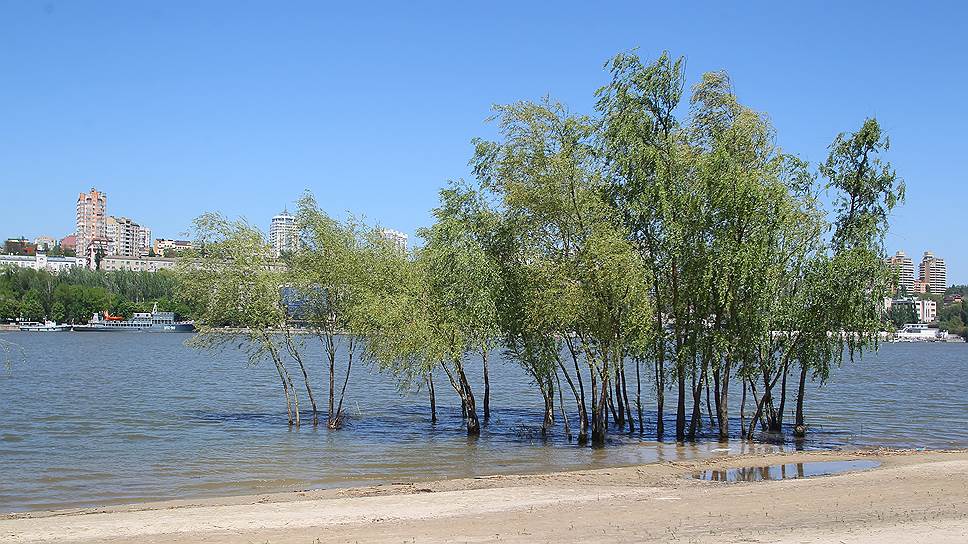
[179,51,903,445]
[0,267,190,323]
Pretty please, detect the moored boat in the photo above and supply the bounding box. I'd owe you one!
[72,304,195,333]
[18,321,72,332]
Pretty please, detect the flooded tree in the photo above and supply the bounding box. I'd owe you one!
[179,213,314,426]
[290,193,370,429]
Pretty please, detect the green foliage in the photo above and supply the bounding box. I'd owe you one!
[888,303,917,329]
[0,266,188,322]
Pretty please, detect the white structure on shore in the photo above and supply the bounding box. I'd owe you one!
[0,253,85,273]
[270,210,298,258]
[884,297,937,324]
[894,323,948,342]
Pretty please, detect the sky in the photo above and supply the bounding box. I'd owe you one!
[1,1,965,283]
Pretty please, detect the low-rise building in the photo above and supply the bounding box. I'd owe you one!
[100,255,178,273]
[885,296,937,323]
[34,236,56,251]
[60,234,77,253]
[0,253,86,272]
[154,239,194,256]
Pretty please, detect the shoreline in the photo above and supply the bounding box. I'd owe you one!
[3,448,967,543]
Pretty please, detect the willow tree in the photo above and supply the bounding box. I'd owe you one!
[788,118,902,437]
[289,192,367,429]
[179,213,314,426]
[407,187,500,436]
[471,99,651,445]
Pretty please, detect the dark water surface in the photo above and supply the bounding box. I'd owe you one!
[0,333,965,512]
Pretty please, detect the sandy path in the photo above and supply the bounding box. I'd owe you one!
[2,449,966,543]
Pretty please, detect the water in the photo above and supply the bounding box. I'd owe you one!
[0,334,965,512]
[694,460,881,482]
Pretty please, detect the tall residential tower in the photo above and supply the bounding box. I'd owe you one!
[76,187,107,261]
[919,251,947,294]
[886,250,916,294]
[269,210,298,258]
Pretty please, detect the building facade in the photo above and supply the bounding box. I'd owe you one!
[885,296,938,324]
[34,236,56,251]
[270,210,298,258]
[154,239,193,255]
[99,256,177,273]
[885,250,916,294]
[105,216,145,257]
[76,188,107,261]
[380,228,408,252]
[60,234,76,253]
[0,253,85,273]
[919,251,947,294]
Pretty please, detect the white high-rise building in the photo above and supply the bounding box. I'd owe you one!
[885,251,916,294]
[919,251,947,294]
[380,228,408,252]
[270,210,298,258]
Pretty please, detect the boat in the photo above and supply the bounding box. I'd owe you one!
[72,304,195,333]
[18,321,72,332]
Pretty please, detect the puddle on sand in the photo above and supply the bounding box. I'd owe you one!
[694,460,880,482]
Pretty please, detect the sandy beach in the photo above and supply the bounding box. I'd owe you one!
[2,449,966,543]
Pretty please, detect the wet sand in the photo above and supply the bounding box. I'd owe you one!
[2,449,966,543]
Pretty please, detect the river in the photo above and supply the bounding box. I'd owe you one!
[0,332,965,512]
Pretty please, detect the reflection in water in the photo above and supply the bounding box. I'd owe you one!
[0,333,964,512]
[695,460,881,482]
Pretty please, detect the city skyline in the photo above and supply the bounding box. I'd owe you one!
[1,3,966,283]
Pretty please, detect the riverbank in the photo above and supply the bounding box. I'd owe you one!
[3,449,966,543]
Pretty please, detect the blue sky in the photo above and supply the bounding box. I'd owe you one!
[1,2,964,283]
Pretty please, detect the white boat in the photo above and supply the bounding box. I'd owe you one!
[18,321,72,332]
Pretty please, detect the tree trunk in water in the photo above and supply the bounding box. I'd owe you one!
[457,366,480,436]
[330,345,354,430]
[591,371,609,447]
[620,362,634,434]
[715,360,731,441]
[740,378,747,437]
[705,378,715,428]
[427,373,437,424]
[794,364,808,437]
[327,346,336,428]
[613,365,625,427]
[607,386,619,425]
[274,359,293,426]
[555,369,571,441]
[281,359,299,428]
[687,366,702,441]
[655,357,664,440]
[565,339,589,444]
[482,349,490,423]
[266,334,295,426]
[774,361,789,433]
[285,331,318,425]
[676,368,686,442]
[541,379,554,435]
[636,358,643,435]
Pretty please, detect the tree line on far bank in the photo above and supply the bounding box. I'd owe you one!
[0,267,192,324]
[178,51,914,446]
